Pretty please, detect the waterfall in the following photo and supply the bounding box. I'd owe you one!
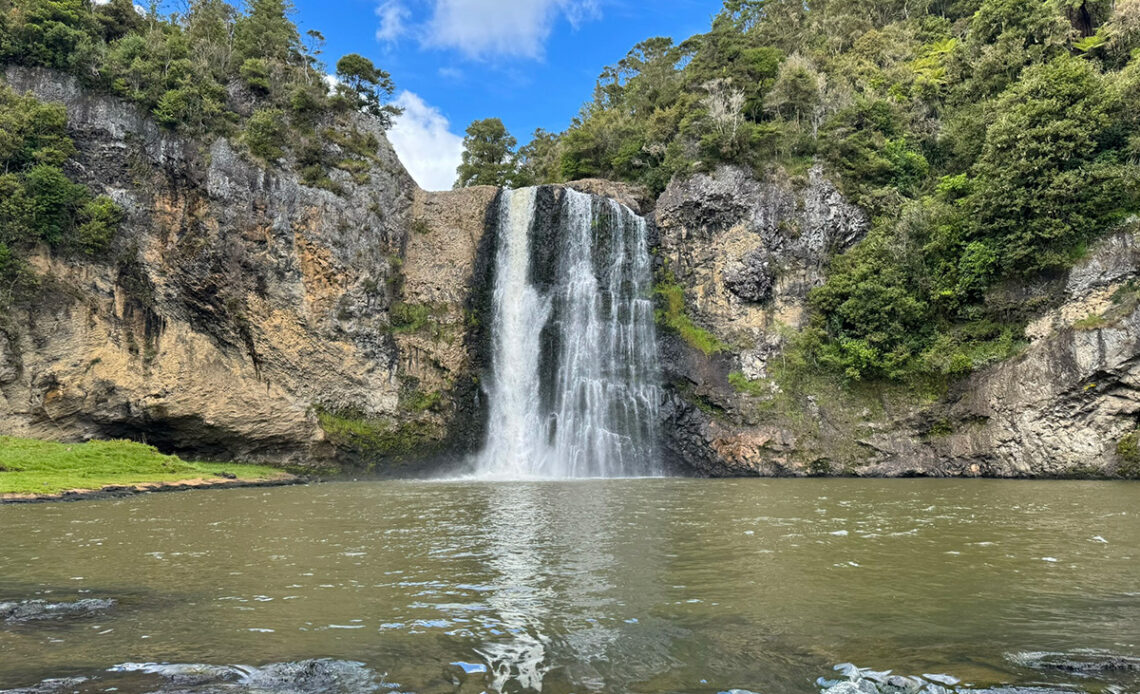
[475,187,662,479]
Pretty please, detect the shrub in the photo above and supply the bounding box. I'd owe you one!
[1115,429,1140,478]
[239,58,272,94]
[75,196,123,255]
[654,270,726,356]
[244,109,287,161]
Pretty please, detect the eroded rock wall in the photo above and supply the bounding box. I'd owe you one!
[5,65,1137,479]
[0,67,494,470]
[653,161,1140,478]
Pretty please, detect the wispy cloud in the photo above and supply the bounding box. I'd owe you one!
[387,91,465,191]
[376,0,411,43]
[376,0,602,60]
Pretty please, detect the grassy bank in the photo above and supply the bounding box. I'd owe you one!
[0,437,288,496]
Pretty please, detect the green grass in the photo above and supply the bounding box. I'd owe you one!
[0,437,286,496]
[1073,313,1108,331]
[654,272,727,356]
[728,371,769,397]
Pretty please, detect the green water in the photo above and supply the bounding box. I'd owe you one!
[0,479,1137,693]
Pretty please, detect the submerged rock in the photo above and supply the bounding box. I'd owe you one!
[110,659,386,693]
[0,598,115,623]
[1008,650,1140,677]
[4,660,392,694]
[817,663,1091,694]
[0,678,89,694]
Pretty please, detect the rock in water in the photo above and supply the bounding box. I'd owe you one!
[0,599,115,623]
[107,659,386,693]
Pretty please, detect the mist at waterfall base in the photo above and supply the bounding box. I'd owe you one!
[470,187,663,480]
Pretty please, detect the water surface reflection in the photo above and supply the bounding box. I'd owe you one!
[0,479,1137,693]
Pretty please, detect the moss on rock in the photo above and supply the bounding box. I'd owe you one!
[316,407,445,467]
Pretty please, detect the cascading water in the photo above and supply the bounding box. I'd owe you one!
[475,187,662,479]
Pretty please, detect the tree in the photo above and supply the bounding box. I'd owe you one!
[1102,0,1140,64]
[764,54,825,134]
[185,0,238,77]
[700,78,746,156]
[964,55,1136,274]
[95,0,144,42]
[25,163,85,246]
[234,0,299,63]
[455,118,520,189]
[516,128,563,186]
[2,0,100,74]
[954,0,1069,99]
[807,219,932,380]
[334,53,399,127]
[243,108,287,160]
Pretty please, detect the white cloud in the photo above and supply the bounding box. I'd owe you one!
[376,0,411,43]
[378,0,601,59]
[387,91,465,191]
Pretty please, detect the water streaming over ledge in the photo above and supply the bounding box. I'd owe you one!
[475,187,662,479]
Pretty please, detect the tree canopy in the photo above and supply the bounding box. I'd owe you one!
[0,0,402,192]
[455,118,522,189]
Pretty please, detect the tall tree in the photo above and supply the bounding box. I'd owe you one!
[334,53,399,127]
[455,119,520,189]
[234,0,299,63]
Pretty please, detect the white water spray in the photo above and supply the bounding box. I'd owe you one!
[475,187,662,479]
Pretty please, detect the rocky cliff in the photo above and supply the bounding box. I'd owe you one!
[3,67,1138,479]
[0,67,496,471]
[653,164,1140,479]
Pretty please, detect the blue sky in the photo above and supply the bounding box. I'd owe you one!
[290,0,722,189]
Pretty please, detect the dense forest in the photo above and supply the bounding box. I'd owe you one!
[461,0,1140,383]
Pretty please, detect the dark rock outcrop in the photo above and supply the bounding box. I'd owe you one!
[1,660,386,694]
[723,248,775,303]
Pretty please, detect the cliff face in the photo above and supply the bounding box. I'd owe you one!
[655,165,868,380]
[651,164,871,476]
[654,163,1140,479]
[4,67,1137,478]
[857,233,1140,478]
[0,67,495,470]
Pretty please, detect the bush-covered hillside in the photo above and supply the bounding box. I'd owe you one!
[489,0,1140,382]
[0,85,121,323]
[0,0,403,329]
[0,0,399,188]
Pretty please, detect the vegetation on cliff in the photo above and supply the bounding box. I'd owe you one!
[454,118,526,189]
[0,436,286,495]
[475,0,1140,382]
[0,85,121,321]
[0,0,399,190]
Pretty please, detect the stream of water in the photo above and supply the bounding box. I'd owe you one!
[476,187,661,479]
